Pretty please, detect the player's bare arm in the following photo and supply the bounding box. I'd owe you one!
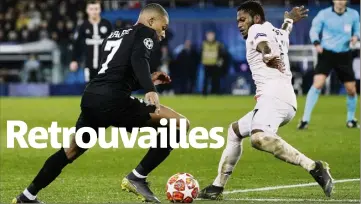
[256,41,285,73]
[282,5,309,34]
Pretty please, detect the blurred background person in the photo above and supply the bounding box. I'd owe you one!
[158,45,175,95]
[176,39,200,94]
[201,31,225,95]
[21,54,41,83]
[69,0,112,83]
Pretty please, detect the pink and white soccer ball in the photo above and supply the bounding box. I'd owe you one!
[166,172,200,203]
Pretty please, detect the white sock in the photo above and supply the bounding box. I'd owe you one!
[132,169,147,178]
[213,125,243,187]
[251,132,315,171]
[23,189,36,200]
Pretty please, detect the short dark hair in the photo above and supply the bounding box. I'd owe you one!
[237,0,266,22]
[141,3,169,18]
[86,0,101,5]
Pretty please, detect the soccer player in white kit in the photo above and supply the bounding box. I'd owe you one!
[198,1,334,200]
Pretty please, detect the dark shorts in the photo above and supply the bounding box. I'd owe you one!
[76,92,156,133]
[315,49,355,82]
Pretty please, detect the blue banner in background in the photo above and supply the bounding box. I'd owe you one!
[0,84,8,96]
[8,84,49,97]
[50,84,86,96]
[1,84,87,96]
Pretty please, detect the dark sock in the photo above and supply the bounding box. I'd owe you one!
[130,130,180,178]
[26,148,70,195]
[134,147,172,177]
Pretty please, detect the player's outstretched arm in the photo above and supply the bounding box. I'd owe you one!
[282,6,309,34]
[257,41,285,73]
[248,24,284,72]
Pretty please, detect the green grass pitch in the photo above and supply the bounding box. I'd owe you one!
[0,95,359,203]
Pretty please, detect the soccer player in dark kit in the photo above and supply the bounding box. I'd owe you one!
[13,3,189,203]
[69,0,113,82]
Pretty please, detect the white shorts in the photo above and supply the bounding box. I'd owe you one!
[237,95,296,137]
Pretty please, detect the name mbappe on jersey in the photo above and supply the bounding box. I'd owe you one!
[108,28,133,39]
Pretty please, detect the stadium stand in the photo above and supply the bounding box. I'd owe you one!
[0,0,359,96]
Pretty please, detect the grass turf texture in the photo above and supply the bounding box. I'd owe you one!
[0,96,359,203]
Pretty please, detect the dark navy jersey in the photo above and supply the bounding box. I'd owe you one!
[71,18,113,70]
[84,23,159,97]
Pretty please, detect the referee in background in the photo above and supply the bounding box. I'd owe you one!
[298,0,360,129]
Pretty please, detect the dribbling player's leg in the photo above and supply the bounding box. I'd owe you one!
[212,124,243,187]
[198,111,253,200]
[13,112,94,203]
[251,98,333,197]
[251,101,315,171]
[213,112,253,188]
[122,104,190,202]
[127,105,190,180]
[251,130,315,171]
[250,130,334,196]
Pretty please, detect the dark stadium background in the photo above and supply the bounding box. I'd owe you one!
[0,0,359,96]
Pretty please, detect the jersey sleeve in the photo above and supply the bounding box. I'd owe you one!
[131,27,159,93]
[71,24,85,61]
[247,24,269,50]
[309,10,324,45]
[352,10,360,39]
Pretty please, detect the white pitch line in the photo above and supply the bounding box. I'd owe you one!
[224,178,360,194]
[226,198,360,203]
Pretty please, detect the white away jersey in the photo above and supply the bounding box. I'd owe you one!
[246,22,297,109]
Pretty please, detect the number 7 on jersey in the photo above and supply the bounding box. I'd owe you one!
[98,38,123,74]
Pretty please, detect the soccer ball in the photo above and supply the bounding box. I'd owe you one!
[166,173,200,203]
